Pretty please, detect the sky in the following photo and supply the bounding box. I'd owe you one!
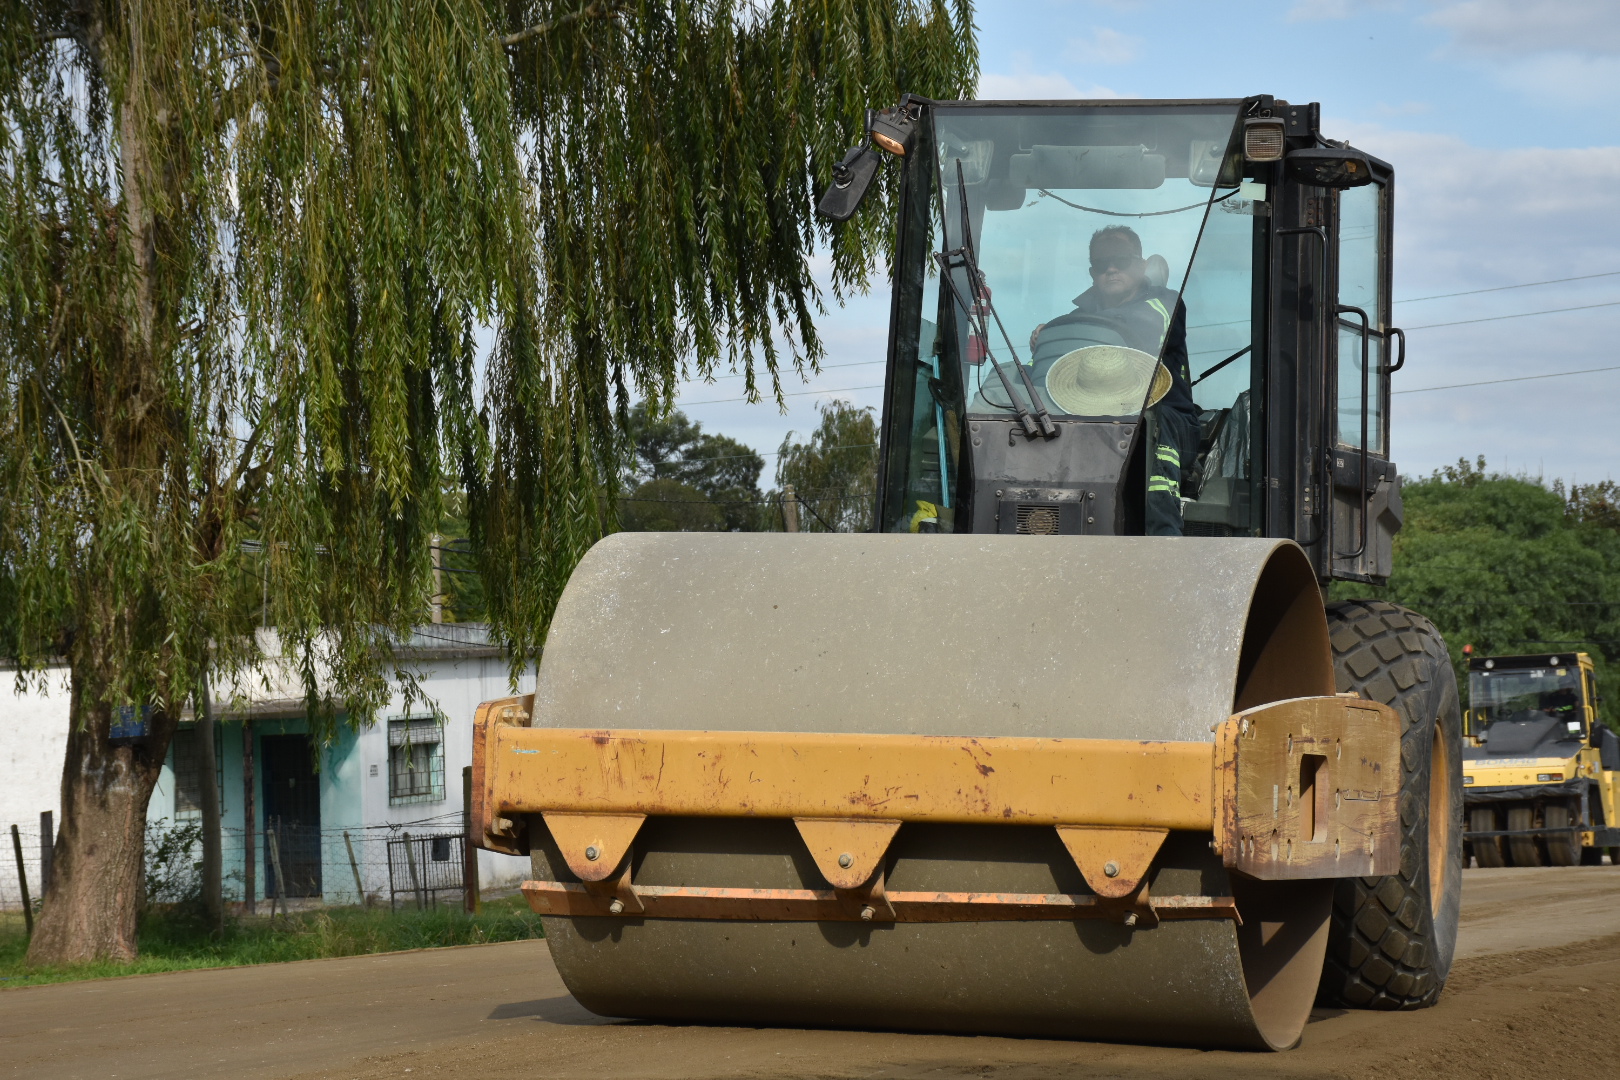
[668,0,1620,489]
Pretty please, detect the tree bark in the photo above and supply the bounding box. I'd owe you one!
[26,661,174,965]
[197,676,223,931]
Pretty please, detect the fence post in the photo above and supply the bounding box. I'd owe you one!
[403,831,423,911]
[782,485,800,532]
[344,831,366,908]
[196,673,224,931]
[39,810,53,896]
[243,718,257,915]
[462,766,480,914]
[267,821,286,920]
[10,825,32,938]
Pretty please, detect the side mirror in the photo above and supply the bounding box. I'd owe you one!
[1286,146,1375,189]
[816,146,881,222]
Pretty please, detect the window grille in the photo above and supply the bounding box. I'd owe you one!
[388,718,445,805]
[173,728,202,819]
[171,727,223,819]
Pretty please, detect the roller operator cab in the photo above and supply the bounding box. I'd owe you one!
[1463,652,1620,867]
[827,95,1403,583]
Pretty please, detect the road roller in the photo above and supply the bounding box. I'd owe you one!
[1462,651,1620,867]
[469,94,1463,1050]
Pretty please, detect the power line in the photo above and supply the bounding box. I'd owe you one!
[619,491,875,507]
[677,358,884,386]
[1393,363,1620,395]
[1396,270,1620,305]
[632,442,878,463]
[679,383,885,407]
[1404,300,1620,331]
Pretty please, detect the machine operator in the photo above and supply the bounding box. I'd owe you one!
[1030,226,1201,536]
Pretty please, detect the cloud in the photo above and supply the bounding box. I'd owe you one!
[1339,122,1620,479]
[977,58,1120,100]
[1286,0,1401,22]
[1424,1,1620,104]
[1426,1,1620,55]
[1343,122,1620,296]
[1063,28,1143,65]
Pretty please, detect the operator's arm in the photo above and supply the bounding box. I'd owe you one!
[1157,298,1198,422]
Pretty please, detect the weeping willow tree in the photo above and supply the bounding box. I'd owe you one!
[0,1,975,965]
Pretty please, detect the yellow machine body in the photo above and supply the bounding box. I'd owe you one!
[1463,651,1620,865]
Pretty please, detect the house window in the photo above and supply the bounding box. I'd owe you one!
[172,727,223,819]
[388,718,445,805]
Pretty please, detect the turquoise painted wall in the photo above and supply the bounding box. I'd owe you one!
[149,717,368,904]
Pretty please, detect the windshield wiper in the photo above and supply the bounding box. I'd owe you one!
[935,161,1057,439]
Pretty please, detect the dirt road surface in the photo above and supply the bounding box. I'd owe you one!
[6,866,1618,1080]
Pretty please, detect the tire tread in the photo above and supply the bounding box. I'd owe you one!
[1317,599,1460,1010]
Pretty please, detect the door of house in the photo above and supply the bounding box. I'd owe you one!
[260,734,322,898]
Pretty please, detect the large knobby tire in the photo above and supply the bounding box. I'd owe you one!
[1469,807,1505,868]
[1317,600,1463,1009]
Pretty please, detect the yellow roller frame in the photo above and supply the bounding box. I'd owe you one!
[473,691,1401,895]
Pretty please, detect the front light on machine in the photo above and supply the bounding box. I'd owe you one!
[1243,117,1285,161]
[868,107,916,156]
[1536,772,1564,782]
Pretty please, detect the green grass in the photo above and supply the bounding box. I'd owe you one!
[0,895,544,989]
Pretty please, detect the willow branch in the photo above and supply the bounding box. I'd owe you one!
[36,378,109,499]
[501,1,629,48]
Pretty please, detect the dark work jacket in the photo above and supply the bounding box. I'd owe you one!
[1042,284,1199,425]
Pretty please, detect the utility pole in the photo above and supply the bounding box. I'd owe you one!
[782,485,800,533]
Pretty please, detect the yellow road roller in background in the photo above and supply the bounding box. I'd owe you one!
[1464,651,1620,867]
[469,95,1462,1051]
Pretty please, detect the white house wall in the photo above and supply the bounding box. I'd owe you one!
[356,652,533,896]
[0,666,69,830]
[2,638,534,906]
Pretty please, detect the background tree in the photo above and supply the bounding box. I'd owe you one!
[1340,457,1620,727]
[619,402,765,531]
[770,399,879,531]
[619,477,728,532]
[0,1,976,965]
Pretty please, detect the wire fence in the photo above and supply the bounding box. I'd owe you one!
[0,813,488,915]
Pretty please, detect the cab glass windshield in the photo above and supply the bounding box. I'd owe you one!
[931,105,1244,419]
[1469,667,1584,730]
[882,101,1262,534]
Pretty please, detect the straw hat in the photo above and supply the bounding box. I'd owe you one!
[1044,346,1171,416]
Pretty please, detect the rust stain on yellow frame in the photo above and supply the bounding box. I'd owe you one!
[486,725,1216,831]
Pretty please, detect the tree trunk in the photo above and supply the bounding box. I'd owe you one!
[197,676,223,931]
[26,663,174,966]
[25,16,179,964]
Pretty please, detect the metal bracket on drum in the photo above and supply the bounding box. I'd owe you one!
[520,878,1240,924]
[794,818,900,921]
[1211,695,1402,879]
[526,812,1205,926]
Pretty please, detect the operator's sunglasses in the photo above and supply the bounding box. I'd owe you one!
[1090,255,1141,275]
